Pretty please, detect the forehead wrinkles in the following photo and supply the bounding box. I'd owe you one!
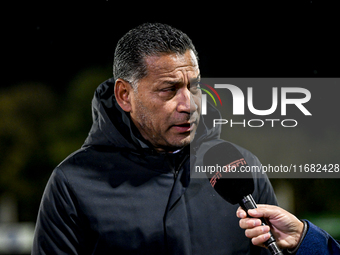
[144,51,198,81]
[148,64,199,87]
[160,67,198,84]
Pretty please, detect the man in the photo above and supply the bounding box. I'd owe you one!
[32,23,277,254]
[237,205,340,254]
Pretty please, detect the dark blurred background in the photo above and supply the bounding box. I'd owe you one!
[1,5,339,254]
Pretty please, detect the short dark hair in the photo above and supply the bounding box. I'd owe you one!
[113,23,198,87]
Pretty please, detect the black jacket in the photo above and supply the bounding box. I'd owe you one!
[32,78,277,254]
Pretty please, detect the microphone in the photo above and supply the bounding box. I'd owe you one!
[203,142,283,255]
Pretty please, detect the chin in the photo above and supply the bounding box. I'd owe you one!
[173,136,191,148]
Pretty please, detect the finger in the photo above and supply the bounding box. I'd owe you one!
[251,232,272,246]
[245,225,270,239]
[236,207,247,219]
[237,205,281,220]
[247,204,282,219]
[239,218,262,229]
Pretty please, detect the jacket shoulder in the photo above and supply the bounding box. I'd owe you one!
[196,139,260,167]
[229,142,261,167]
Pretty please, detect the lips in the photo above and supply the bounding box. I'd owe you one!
[172,121,196,133]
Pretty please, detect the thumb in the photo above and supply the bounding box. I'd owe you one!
[247,205,282,219]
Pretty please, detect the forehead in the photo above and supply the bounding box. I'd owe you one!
[144,50,199,81]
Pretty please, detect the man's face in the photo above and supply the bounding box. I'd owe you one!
[129,50,201,152]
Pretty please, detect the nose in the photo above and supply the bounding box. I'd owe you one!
[176,87,198,114]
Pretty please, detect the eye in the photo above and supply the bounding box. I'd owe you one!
[162,86,177,92]
[158,86,178,99]
[189,82,201,94]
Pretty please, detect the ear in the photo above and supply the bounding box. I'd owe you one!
[114,79,133,112]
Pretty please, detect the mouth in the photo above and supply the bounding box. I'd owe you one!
[172,121,197,133]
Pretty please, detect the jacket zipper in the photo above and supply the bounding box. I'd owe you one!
[174,170,179,179]
[173,154,189,179]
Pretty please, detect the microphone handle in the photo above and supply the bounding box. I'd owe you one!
[241,195,284,255]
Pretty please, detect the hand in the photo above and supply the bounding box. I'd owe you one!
[236,204,304,250]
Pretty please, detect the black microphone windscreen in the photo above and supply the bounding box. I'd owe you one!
[203,142,254,204]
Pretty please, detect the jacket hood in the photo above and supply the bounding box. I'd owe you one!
[83,78,222,151]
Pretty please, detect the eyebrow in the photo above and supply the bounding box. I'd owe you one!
[162,74,201,85]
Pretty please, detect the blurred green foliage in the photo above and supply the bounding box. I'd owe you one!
[0,66,111,221]
[0,83,56,220]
